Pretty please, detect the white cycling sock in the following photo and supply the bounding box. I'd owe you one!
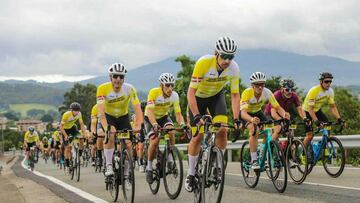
[147,160,153,171]
[251,152,257,163]
[104,148,114,166]
[188,154,198,176]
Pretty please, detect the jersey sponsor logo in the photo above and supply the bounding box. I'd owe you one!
[147,100,155,105]
[156,101,171,107]
[108,96,126,103]
[191,77,202,83]
[205,77,227,82]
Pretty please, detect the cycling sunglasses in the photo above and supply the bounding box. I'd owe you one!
[219,53,235,60]
[112,74,125,79]
[164,83,174,88]
[323,80,332,84]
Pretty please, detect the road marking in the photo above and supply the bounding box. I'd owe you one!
[226,172,360,191]
[21,158,108,203]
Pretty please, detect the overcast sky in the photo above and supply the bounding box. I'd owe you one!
[1,0,359,81]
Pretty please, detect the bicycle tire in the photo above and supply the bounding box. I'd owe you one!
[322,137,345,178]
[286,138,308,184]
[163,146,183,199]
[121,150,135,203]
[240,141,259,188]
[268,140,287,193]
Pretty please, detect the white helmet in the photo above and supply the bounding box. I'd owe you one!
[250,72,266,83]
[108,63,127,75]
[159,73,175,84]
[215,37,237,55]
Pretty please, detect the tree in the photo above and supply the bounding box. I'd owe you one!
[41,114,54,123]
[47,110,60,120]
[174,55,196,115]
[61,83,97,125]
[265,76,282,92]
[3,111,19,121]
[27,109,45,118]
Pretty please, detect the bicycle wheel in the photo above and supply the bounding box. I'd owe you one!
[109,161,120,202]
[193,149,203,203]
[201,146,225,203]
[306,144,315,175]
[286,138,308,184]
[322,137,345,178]
[76,148,81,182]
[148,149,161,195]
[224,149,228,171]
[268,140,287,193]
[163,146,183,199]
[240,141,259,188]
[122,150,135,203]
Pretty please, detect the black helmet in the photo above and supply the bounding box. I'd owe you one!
[280,79,295,89]
[319,72,333,81]
[70,102,81,111]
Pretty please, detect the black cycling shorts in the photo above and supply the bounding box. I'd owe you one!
[65,125,79,137]
[26,142,36,151]
[144,115,173,137]
[105,113,132,131]
[305,109,329,132]
[243,110,270,127]
[188,90,228,126]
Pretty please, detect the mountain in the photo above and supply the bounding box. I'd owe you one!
[2,49,360,105]
[82,49,360,91]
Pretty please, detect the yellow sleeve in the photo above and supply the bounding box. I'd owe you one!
[91,105,98,118]
[329,89,335,105]
[96,85,106,104]
[240,89,251,111]
[61,112,69,124]
[307,88,317,107]
[230,69,240,94]
[189,58,207,89]
[146,89,157,109]
[24,132,29,142]
[269,92,279,108]
[173,93,181,113]
[79,113,83,123]
[130,86,140,106]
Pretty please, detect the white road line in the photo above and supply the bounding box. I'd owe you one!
[226,172,360,191]
[21,158,108,203]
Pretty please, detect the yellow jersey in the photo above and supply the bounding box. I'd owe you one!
[303,85,335,112]
[24,131,39,143]
[91,104,98,119]
[240,87,279,113]
[189,55,240,98]
[96,82,140,118]
[61,111,83,129]
[145,87,181,119]
[52,131,61,142]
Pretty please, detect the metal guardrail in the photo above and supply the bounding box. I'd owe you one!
[165,135,360,162]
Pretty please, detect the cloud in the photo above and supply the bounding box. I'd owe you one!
[0,0,359,77]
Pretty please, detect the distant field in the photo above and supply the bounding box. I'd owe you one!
[9,103,58,118]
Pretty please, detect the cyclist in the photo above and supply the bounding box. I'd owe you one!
[185,37,241,192]
[41,136,50,160]
[241,72,286,169]
[52,127,62,165]
[89,103,102,167]
[302,72,344,147]
[145,73,187,184]
[131,114,146,173]
[23,127,40,167]
[60,102,87,172]
[265,79,311,140]
[97,63,143,177]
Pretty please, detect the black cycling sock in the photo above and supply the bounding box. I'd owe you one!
[97,150,102,158]
[79,149,83,157]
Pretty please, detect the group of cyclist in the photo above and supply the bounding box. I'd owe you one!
[22,36,345,199]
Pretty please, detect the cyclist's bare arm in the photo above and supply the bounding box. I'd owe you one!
[175,112,185,125]
[231,93,240,119]
[97,102,109,131]
[133,103,143,131]
[187,87,200,116]
[308,105,318,121]
[329,104,341,119]
[296,106,307,119]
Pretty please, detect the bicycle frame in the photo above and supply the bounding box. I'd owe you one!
[311,126,333,162]
[257,128,274,172]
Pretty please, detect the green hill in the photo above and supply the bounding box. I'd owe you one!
[9,103,58,118]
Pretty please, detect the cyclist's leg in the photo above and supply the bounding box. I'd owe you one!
[144,116,159,172]
[103,114,116,175]
[303,111,314,147]
[185,96,208,191]
[270,110,283,140]
[162,116,176,164]
[96,128,104,166]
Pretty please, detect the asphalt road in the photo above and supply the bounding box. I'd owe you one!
[14,156,360,203]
